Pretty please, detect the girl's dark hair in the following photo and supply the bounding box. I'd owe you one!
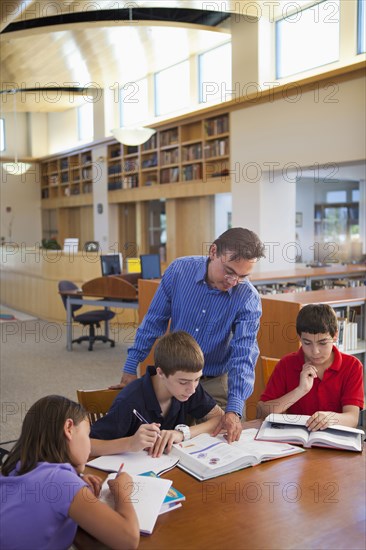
[296,304,338,337]
[154,331,204,376]
[213,227,265,261]
[2,395,87,476]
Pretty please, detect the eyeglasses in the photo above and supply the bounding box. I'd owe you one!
[224,273,249,284]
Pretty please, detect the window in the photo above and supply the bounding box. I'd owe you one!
[120,78,149,126]
[78,102,93,142]
[155,60,190,116]
[315,205,359,244]
[0,118,5,151]
[199,42,232,104]
[326,190,347,203]
[358,0,366,53]
[276,0,340,79]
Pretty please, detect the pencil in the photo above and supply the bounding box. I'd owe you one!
[117,462,124,476]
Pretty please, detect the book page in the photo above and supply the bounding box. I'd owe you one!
[100,473,172,534]
[308,429,362,451]
[236,430,304,459]
[172,433,253,472]
[87,450,179,475]
[256,421,309,445]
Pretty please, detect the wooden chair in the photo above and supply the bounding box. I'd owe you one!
[261,356,280,386]
[76,389,120,424]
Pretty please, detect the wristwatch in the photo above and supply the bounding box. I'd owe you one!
[174,424,191,441]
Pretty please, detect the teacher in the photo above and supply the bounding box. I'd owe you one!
[112,227,265,443]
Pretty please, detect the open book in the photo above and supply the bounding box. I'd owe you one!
[100,473,172,535]
[256,414,365,452]
[87,450,179,476]
[169,428,304,481]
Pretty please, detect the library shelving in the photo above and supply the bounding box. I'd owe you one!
[105,112,230,192]
[41,147,93,201]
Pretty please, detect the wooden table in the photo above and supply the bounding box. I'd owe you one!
[75,423,366,550]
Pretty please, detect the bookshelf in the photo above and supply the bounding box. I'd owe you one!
[41,147,93,200]
[105,113,230,191]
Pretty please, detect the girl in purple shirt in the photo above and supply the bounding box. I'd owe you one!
[0,395,139,550]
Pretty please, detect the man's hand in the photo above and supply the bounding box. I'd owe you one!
[212,412,242,443]
[148,429,184,457]
[109,372,137,390]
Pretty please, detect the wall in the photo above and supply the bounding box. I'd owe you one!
[48,108,78,154]
[230,74,366,270]
[0,165,42,247]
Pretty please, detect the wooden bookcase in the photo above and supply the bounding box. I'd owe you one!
[106,113,229,192]
[41,147,93,200]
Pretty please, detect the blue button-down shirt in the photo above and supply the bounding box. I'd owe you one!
[124,256,262,415]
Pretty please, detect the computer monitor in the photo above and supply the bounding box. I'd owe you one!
[100,253,122,276]
[140,254,161,279]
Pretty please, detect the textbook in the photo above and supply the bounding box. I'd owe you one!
[100,473,172,535]
[87,450,179,476]
[169,428,304,481]
[256,414,365,452]
[139,471,185,514]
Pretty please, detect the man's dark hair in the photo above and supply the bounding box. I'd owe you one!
[213,227,265,261]
[296,304,338,337]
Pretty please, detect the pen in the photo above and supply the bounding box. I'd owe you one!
[117,462,124,476]
[133,408,162,438]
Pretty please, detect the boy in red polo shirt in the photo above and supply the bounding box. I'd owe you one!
[257,304,364,431]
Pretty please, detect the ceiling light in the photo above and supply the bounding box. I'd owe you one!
[2,162,32,175]
[111,127,156,146]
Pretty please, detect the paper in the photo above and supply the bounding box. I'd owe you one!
[87,450,179,475]
[100,473,172,534]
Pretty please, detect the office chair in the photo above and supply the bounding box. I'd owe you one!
[260,356,279,386]
[76,388,120,424]
[58,280,116,351]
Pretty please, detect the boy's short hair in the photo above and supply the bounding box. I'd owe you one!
[296,304,338,337]
[154,331,204,376]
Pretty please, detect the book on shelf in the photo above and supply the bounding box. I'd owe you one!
[100,473,172,534]
[87,449,179,476]
[139,471,185,515]
[256,414,364,452]
[169,428,304,481]
[337,318,358,351]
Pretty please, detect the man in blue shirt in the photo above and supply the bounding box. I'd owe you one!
[112,227,265,443]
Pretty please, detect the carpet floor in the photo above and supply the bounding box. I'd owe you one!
[0,315,136,446]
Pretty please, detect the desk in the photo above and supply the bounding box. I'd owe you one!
[75,423,366,550]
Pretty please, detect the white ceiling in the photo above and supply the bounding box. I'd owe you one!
[0,0,243,112]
